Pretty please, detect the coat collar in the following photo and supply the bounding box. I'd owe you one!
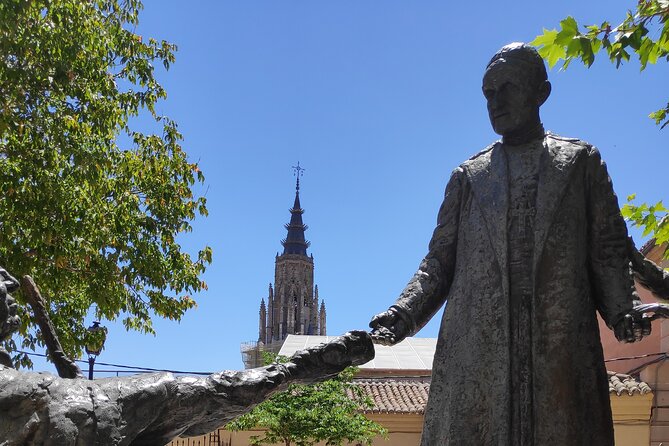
[462,141,508,291]
[462,134,586,284]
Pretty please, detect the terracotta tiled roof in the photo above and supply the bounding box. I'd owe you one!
[350,380,429,414]
[640,238,656,255]
[348,374,649,414]
[608,371,652,396]
[639,216,668,255]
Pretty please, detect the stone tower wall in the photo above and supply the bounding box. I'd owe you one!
[262,253,325,343]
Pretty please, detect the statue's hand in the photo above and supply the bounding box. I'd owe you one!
[614,312,651,343]
[369,308,408,346]
[283,330,374,383]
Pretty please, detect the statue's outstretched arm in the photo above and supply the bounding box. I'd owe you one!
[370,168,464,345]
[0,330,374,446]
[628,237,669,300]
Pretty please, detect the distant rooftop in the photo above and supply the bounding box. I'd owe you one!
[347,372,650,415]
[279,335,436,371]
[349,380,429,414]
[608,371,652,396]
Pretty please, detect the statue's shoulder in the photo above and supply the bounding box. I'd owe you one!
[546,132,593,152]
[546,132,582,143]
[460,141,499,171]
[546,133,600,166]
[466,141,498,162]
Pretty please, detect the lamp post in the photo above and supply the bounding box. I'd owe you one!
[85,321,106,380]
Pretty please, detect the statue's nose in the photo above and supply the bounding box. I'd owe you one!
[487,94,502,110]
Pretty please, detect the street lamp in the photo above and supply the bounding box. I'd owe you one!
[85,321,106,380]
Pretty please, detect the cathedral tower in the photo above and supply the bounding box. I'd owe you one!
[259,164,326,345]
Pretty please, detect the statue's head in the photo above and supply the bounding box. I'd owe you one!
[482,42,551,138]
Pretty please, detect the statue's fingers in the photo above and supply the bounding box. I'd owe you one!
[369,312,390,329]
[382,334,396,346]
[370,336,389,346]
[369,329,386,342]
[615,323,628,343]
[625,314,637,343]
[642,317,652,336]
[370,327,394,346]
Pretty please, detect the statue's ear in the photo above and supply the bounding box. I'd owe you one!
[537,80,552,106]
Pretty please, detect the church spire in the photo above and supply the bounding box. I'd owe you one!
[281,163,311,256]
[244,162,326,368]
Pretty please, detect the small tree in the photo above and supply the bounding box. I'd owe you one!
[0,0,211,366]
[227,355,387,446]
[532,1,669,255]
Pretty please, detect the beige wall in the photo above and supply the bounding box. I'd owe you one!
[228,430,421,446]
[167,413,423,446]
[642,360,669,446]
[168,428,419,446]
[167,399,651,446]
[611,392,654,446]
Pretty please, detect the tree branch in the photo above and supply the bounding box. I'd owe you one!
[21,276,83,379]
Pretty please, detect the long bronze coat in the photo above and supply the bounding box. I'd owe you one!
[393,134,634,445]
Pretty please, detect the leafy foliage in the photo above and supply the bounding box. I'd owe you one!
[0,0,211,366]
[226,354,387,446]
[622,194,669,257]
[531,0,669,128]
[532,1,669,257]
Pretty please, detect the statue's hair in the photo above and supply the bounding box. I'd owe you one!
[486,42,548,87]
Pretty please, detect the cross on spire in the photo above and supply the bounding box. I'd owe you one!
[292,162,305,192]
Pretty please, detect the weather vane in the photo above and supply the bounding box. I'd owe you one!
[292,162,305,192]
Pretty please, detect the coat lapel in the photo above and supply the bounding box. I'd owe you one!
[464,136,586,292]
[463,142,508,288]
[532,135,585,271]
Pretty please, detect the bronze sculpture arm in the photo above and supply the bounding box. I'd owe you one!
[0,330,375,446]
[611,237,669,343]
[628,236,669,300]
[369,168,465,345]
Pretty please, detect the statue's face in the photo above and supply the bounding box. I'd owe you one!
[482,62,541,137]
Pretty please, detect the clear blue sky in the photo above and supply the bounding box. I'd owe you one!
[27,1,669,375]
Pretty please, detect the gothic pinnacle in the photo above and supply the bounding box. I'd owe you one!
[281,163,311,256]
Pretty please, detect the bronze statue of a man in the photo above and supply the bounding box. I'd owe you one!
[370,42,648,445]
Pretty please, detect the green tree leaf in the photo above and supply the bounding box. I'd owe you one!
[227,354,387,446]
[532,1,669,127]
[0,0,210,366]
